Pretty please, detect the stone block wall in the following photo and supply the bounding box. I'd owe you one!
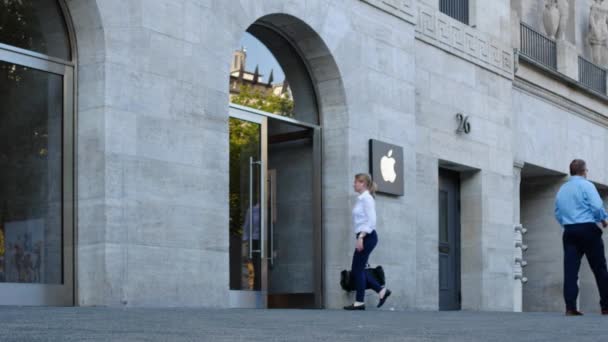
[415,30,516,310]
[66,0,419,309]
[61,0,608,311]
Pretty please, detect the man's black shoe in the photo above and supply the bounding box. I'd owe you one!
[565,310,584,316]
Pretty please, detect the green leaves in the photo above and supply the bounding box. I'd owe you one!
[231,85,294,117]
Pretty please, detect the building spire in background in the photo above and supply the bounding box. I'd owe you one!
[237,62,244,83]
[252,65,260,84]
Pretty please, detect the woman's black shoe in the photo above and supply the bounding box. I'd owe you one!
[343,304,365,310]
[377,289,392,308]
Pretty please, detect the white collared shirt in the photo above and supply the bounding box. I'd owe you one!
[352,190,376,234]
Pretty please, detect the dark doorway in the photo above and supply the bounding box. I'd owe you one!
[267,118,317,309]
[438,169,461,310]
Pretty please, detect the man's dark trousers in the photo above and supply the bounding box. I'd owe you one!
[563,222,608,311]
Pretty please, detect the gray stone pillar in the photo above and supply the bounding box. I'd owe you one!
[556,40,578,80]
[461,170,516,311]
[460,171,483,310]
[512,162,524,312]
[415,154,439,310]
[521,176,567,312]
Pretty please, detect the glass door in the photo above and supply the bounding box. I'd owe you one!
[228,110,268,308]
[266,119,318,308]
[0,46,74,306]
[228,104,322,309]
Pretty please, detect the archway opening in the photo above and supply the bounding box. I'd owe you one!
[227,16,324,309]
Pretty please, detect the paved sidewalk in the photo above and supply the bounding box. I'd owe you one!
[0,307,607,342]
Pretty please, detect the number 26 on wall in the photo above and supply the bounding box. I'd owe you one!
[456,113,471,135]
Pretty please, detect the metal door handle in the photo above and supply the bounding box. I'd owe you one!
[248,157,254,259]
[249,157,264,258]
[269,176,274,266]
[258,159,265,261]
[270,213,274,266]
[249,156,264,258]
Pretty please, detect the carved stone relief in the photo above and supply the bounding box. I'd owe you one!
[556,0,569,40]
[542,0,569,40]
[587,0,608,66]
[543,0,560,39]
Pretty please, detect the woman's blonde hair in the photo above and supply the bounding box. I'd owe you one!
[355,173,377,197]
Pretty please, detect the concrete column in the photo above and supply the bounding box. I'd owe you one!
[460,171,483,310]
[521,175,567,312]
[513,162,524,225]
[511,10,521,50]
[415,155,439,310]
[512,162,524,312]
[461,170,516,311]
[556,40,579,80]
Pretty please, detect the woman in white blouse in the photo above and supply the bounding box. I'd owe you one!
[344,173,391,310]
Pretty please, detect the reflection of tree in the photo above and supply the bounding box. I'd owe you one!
[229,118,260,238]
[0,204,5,280]
[0,0,42,83]
[232,85,295,117]
[0,0,44,52]
[0,64,55,228]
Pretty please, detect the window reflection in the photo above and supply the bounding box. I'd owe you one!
[0,61,63,284]
[0,0,71,60]
[229,117,262,291]
[229,33,294,118]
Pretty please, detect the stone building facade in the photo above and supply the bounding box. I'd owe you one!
[1,0,608,312]
[228,48,291,101]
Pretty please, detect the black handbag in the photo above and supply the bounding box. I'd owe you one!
[340,265,386,292]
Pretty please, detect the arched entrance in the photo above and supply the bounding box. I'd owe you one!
[228,15,326,309]
[0,0,75,305]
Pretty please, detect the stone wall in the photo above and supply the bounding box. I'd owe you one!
[513,86,608,185]
[415,33,516,310]
[66,0,418,308]
[62,0,608,311]
[520,175,565,312]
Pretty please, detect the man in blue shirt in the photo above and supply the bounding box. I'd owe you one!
[555,159,608,316]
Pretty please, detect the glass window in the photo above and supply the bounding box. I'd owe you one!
[0,60,63,284]
[229,33,294,118]
[0,0,71,60]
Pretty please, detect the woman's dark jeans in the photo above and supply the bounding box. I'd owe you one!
[351,230,383,302]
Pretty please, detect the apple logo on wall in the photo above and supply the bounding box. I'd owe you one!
[369,139,403,196]
[380,149,397,183]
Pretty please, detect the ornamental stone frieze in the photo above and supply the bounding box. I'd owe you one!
[360,0,514,79]
[360,0,417,24]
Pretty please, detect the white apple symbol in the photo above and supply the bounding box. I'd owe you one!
[380,149,397,183]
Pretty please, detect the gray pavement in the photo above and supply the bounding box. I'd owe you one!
[0,307,607,342]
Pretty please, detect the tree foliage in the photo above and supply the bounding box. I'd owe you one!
[228,118,260,237]
[0,0,43,53]
[231,85,294,117]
